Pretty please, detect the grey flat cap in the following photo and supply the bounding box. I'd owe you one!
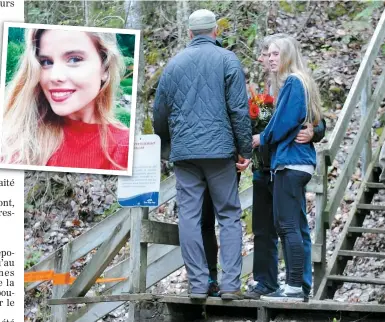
[188,9,216,31]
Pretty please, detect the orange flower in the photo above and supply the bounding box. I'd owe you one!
[257,94,274,106]
[248,98,260,120]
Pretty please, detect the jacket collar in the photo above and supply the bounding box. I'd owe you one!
[188,35,217,47]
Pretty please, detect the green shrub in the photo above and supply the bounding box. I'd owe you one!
[120,78,133,87]
[115,107,131,127]
[122,85,132,96]
[6,41,24,83]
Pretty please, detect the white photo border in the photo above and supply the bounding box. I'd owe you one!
[0,22,140,176]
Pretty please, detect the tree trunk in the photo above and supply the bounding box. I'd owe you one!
[176,0,190,50]
[125,0,145,135]
[84,0,89,26]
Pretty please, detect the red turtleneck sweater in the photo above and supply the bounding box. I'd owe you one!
[46,119,129,170]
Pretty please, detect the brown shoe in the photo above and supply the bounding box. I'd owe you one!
[221,290,244,300]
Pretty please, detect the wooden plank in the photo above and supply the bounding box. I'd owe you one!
[338,250,385,259]
[257,307,271,322]
[139,208,149,292]
[315,130,385,300]
[357,204,385,211]
[325,68,385,227]
[52,294,385,313]
[127,208,146,322]
[63,211,131,298]
[146,246,183,287]
[141,220,179,245]
[306,174,324,193]
[50,293,155,305]
[360,69,372,177]
[328,275,385,285]
[366,182,385,189]
[348,227,385,234]
[313,151,329,293]
[52,244,71,322]
[102,244,177,292]
[159,295,385,312]
[26,208,131,291]
[325,9,385,164]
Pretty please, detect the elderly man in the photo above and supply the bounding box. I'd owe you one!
[153,9,252,300]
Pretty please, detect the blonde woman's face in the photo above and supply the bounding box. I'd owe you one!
[268,43,280,73]
[38,30,107,121]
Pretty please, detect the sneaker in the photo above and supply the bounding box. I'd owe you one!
[221,290,244,300]
[260,285,305,302]
[244,282,276,300]
[189,293,208,300]
[208,279,220,297]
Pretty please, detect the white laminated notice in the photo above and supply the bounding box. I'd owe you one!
[118,135,160,207]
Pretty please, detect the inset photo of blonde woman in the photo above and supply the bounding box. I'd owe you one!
[0,23,140,175]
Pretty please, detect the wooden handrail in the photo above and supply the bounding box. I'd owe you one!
[324,9,385,165]
[324,69,385,227]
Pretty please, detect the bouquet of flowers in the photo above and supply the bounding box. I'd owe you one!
[248,85,275,134]
[248,85,275,171]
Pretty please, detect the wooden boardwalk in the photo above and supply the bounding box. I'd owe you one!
[48,293,385,322]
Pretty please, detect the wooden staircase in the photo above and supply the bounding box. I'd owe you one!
[315,149,385,300]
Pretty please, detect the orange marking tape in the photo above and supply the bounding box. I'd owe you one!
[24,270,54,282]
[25,271,127,285]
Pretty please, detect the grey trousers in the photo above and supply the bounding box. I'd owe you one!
[174,158,243,293]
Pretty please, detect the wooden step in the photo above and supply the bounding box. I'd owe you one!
[338,250,385,259]
[348,227,385,234]
[366,182,385,189]
[328,275,385,285]
[357,204,385,211]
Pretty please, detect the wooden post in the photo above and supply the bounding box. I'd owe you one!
[51,243,71,322]
[127,207,149,322]
[313,151,328,295]
[360,69,372,177]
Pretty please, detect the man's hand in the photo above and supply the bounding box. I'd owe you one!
[236,155,251,172]
[295,122,314,144]
[252,134,260,148]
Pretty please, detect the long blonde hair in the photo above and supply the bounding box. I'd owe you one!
[269,36,322,125]
[2,28,126,166]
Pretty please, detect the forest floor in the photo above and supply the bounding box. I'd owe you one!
[23,1,385,322]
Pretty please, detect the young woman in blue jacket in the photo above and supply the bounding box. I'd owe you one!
[254,36,322,301]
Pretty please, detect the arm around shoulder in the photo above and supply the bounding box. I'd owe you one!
[260,77,306,146]
[312,118,326,143]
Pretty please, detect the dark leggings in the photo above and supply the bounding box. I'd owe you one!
[273,169,311,287]
[251,171,279,292]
